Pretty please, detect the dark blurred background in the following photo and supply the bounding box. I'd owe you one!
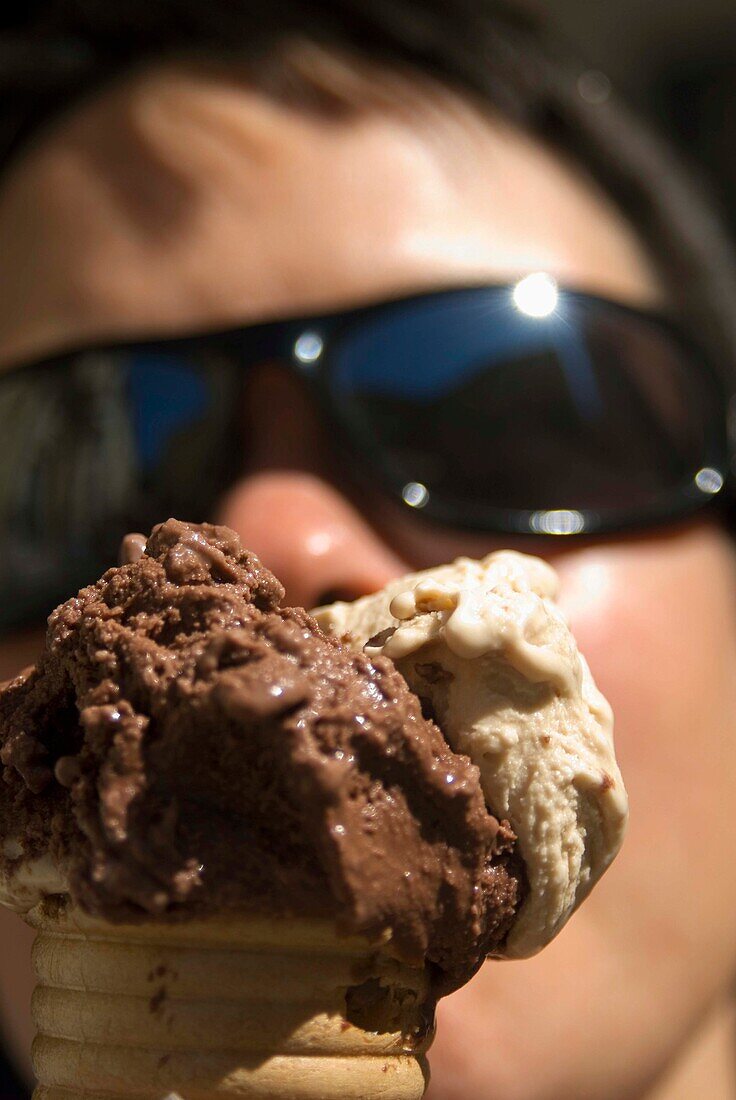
[535,0,736,246]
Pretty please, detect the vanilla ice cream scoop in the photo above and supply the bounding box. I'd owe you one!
[314,551,628,958]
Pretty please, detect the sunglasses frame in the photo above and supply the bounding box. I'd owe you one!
[1,281,731,543]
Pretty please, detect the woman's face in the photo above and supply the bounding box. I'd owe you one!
[1,64,736,1099]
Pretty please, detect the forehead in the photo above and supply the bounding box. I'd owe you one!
[0,65,661,365]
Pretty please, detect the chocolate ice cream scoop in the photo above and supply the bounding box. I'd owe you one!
[0,519,523,992]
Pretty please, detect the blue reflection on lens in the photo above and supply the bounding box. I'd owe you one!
[332,290,602,421]
[127,354,209,469]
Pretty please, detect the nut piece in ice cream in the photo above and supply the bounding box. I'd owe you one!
[315,551,628,958]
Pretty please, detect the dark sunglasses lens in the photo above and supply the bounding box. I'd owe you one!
[330,288,724,527]
[0,348,242,630]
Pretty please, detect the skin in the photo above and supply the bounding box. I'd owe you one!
[0,63,735,1099]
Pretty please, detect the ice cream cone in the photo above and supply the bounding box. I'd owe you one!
[27,897,433,1100]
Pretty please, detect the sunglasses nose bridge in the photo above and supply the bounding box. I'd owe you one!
[233,322,328,387]
[237,353,330,474]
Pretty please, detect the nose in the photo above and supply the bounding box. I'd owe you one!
[216,364,409,608]
[217,471,408,608]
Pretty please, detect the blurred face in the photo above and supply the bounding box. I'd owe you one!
[1,63,735,1099]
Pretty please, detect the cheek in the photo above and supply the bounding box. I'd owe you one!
[554,523,736,823]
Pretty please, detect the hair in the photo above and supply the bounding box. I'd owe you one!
[2,3,736,420]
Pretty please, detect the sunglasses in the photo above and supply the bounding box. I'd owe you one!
[0,279,729,632]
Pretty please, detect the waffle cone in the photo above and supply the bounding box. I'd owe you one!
[27,898,433,1100]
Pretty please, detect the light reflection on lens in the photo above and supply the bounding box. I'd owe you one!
[402,482,430,508]
[512,273,559,318]
[694,466,724,494]
[529,509,586,535]
[293,331,324,364]
[577,70,612,105]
